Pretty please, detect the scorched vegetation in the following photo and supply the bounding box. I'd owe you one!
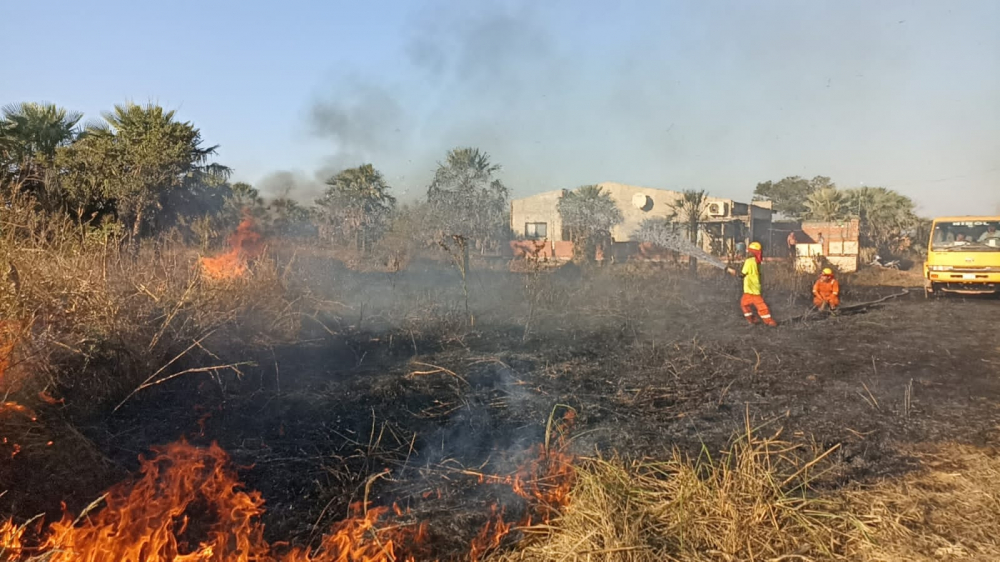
[2,101,1000,561]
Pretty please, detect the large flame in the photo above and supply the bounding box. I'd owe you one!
[199,218,263,281]
[39,440,268,561]
[1,412,577,561]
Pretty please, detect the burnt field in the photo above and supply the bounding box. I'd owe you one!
[2,252,1000,561]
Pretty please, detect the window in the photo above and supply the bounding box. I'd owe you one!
[932,220,1000,250]
[525,222,547,239]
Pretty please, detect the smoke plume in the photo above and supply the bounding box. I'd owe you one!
[259,1,998,213]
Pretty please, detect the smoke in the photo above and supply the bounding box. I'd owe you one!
[278,2,600,201]
[256,1,998,213]
[256,170,325,203]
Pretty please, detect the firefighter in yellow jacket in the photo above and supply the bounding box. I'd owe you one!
[726,242,778,327]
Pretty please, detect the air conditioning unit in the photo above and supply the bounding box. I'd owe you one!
[707,202,729,217]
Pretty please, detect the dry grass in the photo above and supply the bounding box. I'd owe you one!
[848,266,925,288]
[0,199,303,415]
[844,444,1000,561]
[495,426,1000,562]
[496,419,850,562]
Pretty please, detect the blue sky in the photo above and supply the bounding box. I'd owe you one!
[2,0,998,215]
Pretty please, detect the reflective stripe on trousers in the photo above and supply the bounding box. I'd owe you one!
[740,293,776,325]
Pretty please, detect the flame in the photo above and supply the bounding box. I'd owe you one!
[5,442,429,562]
[0,402,36,421]
[469,506,511,561]
[200,218,263,281]
[281,503,426,562]
[2,411,577,561]
[468,410,577,559]
[0,519,25,559]
[39,440,268,561]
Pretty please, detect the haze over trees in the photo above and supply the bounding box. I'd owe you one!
[426,147,510,253]
[1,98,930,261]
[556,185,623,262]
[755,174,920,254]
[753,176,835,220]
[317,164,396,251]
[669,189,709,273]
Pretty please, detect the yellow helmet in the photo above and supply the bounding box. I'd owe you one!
[822,267,833,275]
[748,241,762,251]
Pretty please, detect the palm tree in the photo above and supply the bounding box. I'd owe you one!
[670,190,708,274]
[804,188,846,221]
[318,164,396,251]
[843,187,917,253]
[0,102,82,199]
[83,103,225,240]
[557,185,624,261]
[426,147,509,251]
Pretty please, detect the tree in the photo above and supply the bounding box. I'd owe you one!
[753,176,833,219]
[317,164,396,251]
[268,197,314,238]
[76,103,228,242]
[228,182,264,211]
[53,134,117,227]
[0,102,82,203]
[669,189,709,274]
[556,185,623,261]
[842,187,918,254]
[426,147,509,252]
[220,182,267,229]
[804,188,846,221]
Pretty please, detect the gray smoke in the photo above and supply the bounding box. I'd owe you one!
[257,170,326,203]
[257,0,997,213]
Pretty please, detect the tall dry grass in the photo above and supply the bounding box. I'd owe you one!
[0,197,302,414]
[496,425,1000,562]
[497,420,850,562]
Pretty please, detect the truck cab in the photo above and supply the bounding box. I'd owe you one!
[925,216,1000,295]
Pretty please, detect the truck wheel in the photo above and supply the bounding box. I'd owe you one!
[926,283,942,298]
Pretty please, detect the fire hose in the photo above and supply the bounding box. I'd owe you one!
[789,288,911,323]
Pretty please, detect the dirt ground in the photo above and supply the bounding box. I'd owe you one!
[4,259,1000,558]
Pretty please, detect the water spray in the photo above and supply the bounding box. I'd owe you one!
[634,223,728,270]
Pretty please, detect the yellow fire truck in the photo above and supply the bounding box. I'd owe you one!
[925,216,1000,295]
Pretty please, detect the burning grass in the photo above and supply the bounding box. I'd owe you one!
[200,217,265,281]
[0,411,578,562]
[3,198,1000,561]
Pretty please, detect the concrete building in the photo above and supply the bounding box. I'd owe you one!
[510,182,773,260]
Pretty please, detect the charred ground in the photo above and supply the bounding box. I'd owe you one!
[3,254,999,559]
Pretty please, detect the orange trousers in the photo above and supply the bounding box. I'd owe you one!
[813,294,840,309]
[740,293,777,326]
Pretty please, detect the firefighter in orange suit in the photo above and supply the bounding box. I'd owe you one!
[726,242,778,327]
[813,267,840,311]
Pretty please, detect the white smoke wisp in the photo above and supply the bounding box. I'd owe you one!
[634,219,728,270]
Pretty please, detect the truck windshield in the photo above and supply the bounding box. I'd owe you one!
[931,220,1000,251]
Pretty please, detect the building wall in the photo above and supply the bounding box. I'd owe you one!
[799,219,861,248]
[511,190,564,241]
[510,182,749,243]
[793,218,862,273]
